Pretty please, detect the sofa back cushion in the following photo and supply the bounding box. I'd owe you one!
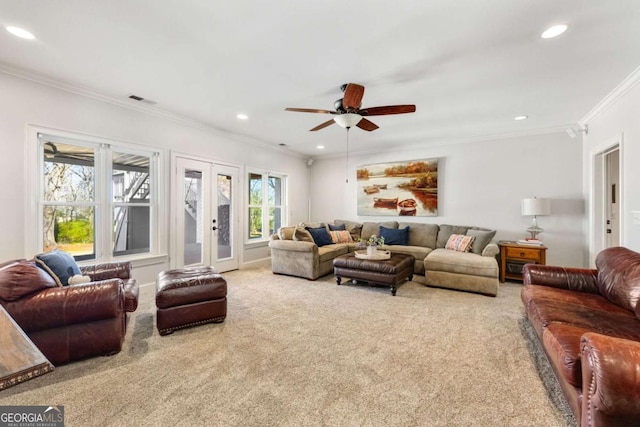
[466,229,497,255]
[596,247,640,314]
[399,222,438,248]
[361,221,398,241]
[293,227,315,243]
[0,260,58,301]
[436,225,471,248]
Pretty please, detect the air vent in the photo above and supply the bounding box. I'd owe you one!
[128,94,157,105]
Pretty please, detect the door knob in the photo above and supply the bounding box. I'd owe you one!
[212,226,218,231]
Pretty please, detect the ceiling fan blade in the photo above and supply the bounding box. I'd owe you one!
[342,83,365,109]
[356,118,379,132]
[361,105,416,116]
[310,119,336,131]
[285,107,336,114]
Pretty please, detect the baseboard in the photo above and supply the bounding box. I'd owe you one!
[241,258,271,269]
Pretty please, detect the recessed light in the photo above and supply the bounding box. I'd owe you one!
[541,24,568,39]
[236,113,248,120]
[514,115,528,121]
[6,26,35,40]
[317,145,325,149]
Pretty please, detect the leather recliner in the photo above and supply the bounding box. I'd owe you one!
[0,258,139,365]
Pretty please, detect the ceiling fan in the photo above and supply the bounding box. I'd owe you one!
[285,83,416,132]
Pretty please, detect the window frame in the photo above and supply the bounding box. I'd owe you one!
[246,169,287,243]
[26,126,162,263]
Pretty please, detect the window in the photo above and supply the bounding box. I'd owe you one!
[38,133,158,261]
[248,171,286,241]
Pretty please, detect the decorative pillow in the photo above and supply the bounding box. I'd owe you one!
[0,260,58,301]
[34,249,81,286]
[379,225,409,246]
[466,229,497,255]
[329,230,353,244]
[445,234,476,253]
[437,225,471,248]
[278,226,296,240]
[334,220,363,241]
[328,223,346,231]
[305,226,333,247]
[68,275,92,286]
[293,227,314,243]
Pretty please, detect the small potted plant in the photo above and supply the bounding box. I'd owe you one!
[359,234,385,256]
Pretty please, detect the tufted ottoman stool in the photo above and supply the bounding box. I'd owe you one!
[155,266,227,335]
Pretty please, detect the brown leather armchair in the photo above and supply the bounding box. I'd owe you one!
[0,259,139,365]
[521,247,640,427]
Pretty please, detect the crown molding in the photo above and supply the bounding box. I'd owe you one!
[0,62,305,159]
[313,124,574,160]
[581,65,640,125]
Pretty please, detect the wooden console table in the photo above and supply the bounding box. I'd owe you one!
[0,305,53,390]
[499,241,547,283]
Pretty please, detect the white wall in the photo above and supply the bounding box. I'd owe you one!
[582,75,640,263]
[310,132,585,267]
[0,72,309,283]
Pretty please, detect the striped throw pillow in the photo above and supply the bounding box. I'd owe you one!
[445,234,475,252]
[330,230,353,244]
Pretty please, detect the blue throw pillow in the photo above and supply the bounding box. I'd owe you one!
[34,249,81,286]
[328,223,346,231]
[305,227,334,247]
[379,225,410,246]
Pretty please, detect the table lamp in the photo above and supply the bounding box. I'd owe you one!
[521,197,551,240]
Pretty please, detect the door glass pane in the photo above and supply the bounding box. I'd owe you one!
[43,206,95,258]
[217,174,232,260]
[184,169,203,265]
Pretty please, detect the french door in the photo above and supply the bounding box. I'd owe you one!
[174,157,239,272]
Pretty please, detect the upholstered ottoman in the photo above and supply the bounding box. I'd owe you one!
[156,266,227,335]
[333,253,414,296]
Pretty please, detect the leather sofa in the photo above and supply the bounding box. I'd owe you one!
[521,247,640,426]
[269,220,500,296]
[0,259,139,365]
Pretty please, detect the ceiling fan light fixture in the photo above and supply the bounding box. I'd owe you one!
[334,113,362,129]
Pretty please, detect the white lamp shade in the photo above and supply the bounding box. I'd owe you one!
[334,113,362,128]
[521,198,551,216]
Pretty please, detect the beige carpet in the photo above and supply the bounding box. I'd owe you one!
[1,264,576,427]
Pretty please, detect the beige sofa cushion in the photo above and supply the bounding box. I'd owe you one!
[293,227,314,243]
[399,222,438,249]
[318,244,349,263]
[425,248,498,278]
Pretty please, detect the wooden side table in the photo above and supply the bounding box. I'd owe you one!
[0,305,54,390]
[499,242,547,283]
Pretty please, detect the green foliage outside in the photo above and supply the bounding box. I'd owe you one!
[56,219,93,244]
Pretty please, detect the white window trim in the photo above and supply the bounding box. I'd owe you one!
[245,168,287,244]
[25,124,165,262]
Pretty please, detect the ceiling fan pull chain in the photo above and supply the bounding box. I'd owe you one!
[346,128,350,184]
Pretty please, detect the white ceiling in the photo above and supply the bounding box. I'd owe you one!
[1,1,639,158]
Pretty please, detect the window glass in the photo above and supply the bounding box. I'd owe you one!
[248,172,285,240]
[38,135,157,261]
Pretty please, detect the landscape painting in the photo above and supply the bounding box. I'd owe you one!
[357,158,438,217]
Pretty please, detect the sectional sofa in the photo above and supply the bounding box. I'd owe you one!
[268,220,500,296]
